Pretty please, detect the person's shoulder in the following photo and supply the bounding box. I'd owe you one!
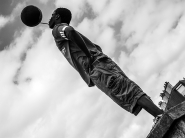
[57,23,73,32]
[52,24,69,36]
[54,23,74,40]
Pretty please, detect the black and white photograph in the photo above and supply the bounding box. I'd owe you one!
[0,0,185,138]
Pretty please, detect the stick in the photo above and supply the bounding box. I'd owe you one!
[40,22,48,25]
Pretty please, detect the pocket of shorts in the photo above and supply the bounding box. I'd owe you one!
[107,75,118,89]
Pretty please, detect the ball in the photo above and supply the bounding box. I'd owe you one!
[21,5,42,27]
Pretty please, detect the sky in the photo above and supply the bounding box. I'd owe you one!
[0,0,185,138]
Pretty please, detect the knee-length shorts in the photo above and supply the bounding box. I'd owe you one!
[90,57,146,115]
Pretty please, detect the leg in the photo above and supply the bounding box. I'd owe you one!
[91,57,163,117]
[137,95,163,117]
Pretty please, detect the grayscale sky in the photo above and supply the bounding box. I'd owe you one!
[0,0,185,138]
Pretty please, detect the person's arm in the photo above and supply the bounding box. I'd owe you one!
[64,26,92,59]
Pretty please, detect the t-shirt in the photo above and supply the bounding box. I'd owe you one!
[52,23,103,86]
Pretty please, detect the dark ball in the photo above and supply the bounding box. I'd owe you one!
[21,5,42,27]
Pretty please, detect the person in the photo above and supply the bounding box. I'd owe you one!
[49,8,163,120]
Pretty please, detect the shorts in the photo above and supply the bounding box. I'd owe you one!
[90,57,146,115]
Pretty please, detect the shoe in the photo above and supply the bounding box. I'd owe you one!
[153,114,163,124]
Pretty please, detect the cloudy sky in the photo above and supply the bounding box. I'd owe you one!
[0,0,185,138]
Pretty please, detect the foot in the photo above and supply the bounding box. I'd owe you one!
[153,114,163,124]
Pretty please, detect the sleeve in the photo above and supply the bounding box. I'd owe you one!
[57,25,74,40]
[57,25,69,40]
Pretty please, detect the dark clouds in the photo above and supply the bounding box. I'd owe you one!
[0,17,23,50]
[0,0,22,16]
[0,0,23,50]
[0,0,54,51]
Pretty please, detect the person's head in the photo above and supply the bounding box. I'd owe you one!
[49,8,72,29]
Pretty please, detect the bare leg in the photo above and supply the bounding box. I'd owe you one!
[137,95,163,117]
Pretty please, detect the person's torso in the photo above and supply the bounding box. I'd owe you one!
[52,23,106,86]
[52,23,103,72]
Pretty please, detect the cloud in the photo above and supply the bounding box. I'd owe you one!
[0,27,34,137]
[116,0,185,101]
[0,2,25,30]
[55,0,86,18]
[1,0,185,138]
[0,24,148,138]
[38,0,50,4]
[0,15,9,29]
[87,0,108,14]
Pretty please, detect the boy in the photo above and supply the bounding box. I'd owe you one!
[49,8,163,120]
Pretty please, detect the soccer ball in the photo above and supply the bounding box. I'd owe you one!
[21,5,42,27]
